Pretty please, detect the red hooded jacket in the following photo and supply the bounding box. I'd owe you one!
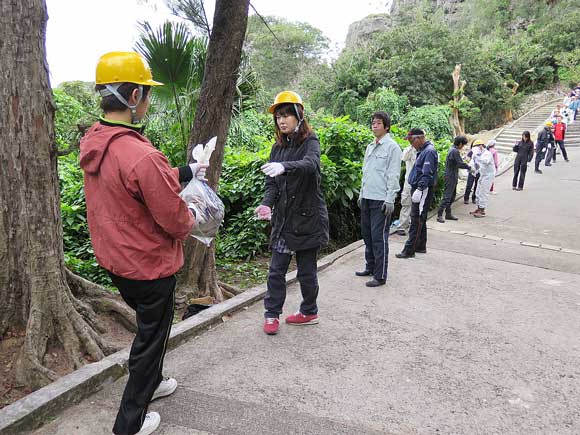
[80,121,194,280]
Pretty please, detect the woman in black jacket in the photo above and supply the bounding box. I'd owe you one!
[255,91,329,335]
[512,131,535,190]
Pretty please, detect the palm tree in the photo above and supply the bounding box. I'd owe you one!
[136,21,207,148]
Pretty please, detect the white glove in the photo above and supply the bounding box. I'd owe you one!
[189,163,209,180]
[261,162,285,177]
[255,205,272,221]
[411,189,423,203]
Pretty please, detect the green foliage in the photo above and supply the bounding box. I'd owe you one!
[315,115,373,163]
[245,15,330,97]
[401,105,453,141]
[53,89,96,151]
[353,87,409,125]
[58,153,111,287]
[556,48,580,87]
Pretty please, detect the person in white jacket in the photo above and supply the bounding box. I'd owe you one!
[470,140,496,218]
[393,145,417,236]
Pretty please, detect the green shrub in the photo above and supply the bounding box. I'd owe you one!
[401,105,453,141]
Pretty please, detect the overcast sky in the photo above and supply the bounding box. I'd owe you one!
[45,0,390,86]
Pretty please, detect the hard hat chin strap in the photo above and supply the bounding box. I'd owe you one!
[100,84,143,124]
[293,103,304,133]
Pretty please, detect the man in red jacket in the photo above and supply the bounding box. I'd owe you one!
[80,52,207,435]
[552,115,570,162]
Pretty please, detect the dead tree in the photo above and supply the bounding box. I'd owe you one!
[450,64,467,136]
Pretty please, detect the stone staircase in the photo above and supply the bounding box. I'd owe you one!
[491,97,580,171]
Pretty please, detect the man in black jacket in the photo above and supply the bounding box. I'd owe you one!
[437,135,471,223]
[396,128,438,259]
[534,122,554,174]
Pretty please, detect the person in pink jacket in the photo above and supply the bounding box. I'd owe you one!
[80,52,207,435]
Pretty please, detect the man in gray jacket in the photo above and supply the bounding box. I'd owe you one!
[356,112,402,287]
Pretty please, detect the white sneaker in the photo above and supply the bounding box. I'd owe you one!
[136,412,160,435]
[151,377,177,401]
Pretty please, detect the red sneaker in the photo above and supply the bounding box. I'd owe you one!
[263,318,279,335]
[285,312,319,325]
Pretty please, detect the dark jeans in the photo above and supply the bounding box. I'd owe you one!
[109,273,176,435]
[555,140,568,161]
[360,198,391,281]
[463,173,479,202]
[535,145,546,170]
[403,187,434,255]
[264,247,319,318]
[438,176,457,216]
[512,156,528,189]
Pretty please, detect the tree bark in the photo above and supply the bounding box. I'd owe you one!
[178,0,251,304]
[0,1,132,389]
[451,64,466,137]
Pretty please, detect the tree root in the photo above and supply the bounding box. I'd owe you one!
[66,269,136,332]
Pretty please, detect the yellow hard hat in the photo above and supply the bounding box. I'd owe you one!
[544,121,553,127]
[96,51,163,86]
[268,90,303,113]
[473,139,485,146]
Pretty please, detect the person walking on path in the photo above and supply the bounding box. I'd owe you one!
[396,128,438,259]
[392,144,416,236]
[80,52,208,435]
[355,111,402,287]
[463,140,482,204]
[255,91,329,335]
[553,115,570,162]
[469,140,496,218]
[437,135,471,223]
[535,121,555,173]
[512,131,534,191]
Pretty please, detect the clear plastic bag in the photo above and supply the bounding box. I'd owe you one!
[180,178,225,247]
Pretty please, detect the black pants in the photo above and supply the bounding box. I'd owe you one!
[438,176,457,217]
[555,140,568,161]
[512,156,528,189]
[360,198,391,281]
[535,146,546,171]
[264,247,319,318]
[403,187,434,255]
[109,273,176,435]
[463,173,479,202]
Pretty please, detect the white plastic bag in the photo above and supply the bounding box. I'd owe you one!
[180,178,225,246]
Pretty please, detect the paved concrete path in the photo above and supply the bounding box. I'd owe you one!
[31,150,580,435]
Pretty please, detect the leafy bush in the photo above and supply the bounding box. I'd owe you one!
[58,153,112,287]
[401,105,453,141]
[354,87,409,125]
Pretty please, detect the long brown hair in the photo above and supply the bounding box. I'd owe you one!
[273,103,313,146]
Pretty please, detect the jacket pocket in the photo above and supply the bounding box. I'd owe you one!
[290,207,320,236]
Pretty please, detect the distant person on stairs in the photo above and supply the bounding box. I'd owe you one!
[512,131,534,191]
[437,135,471,223]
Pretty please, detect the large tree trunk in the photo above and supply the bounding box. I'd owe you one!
[0,0,133,389]
[177,0,251,305]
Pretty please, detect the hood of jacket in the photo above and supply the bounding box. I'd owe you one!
[80,121,144,175]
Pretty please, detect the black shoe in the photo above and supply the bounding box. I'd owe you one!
[471,198,476,204]
[445,214,458,221]
[534,169,542,174]
[545,164,552,167]
[463,199,469,205]
[366,279,386,287]
[512,186,517,190]
[415,248,427,254]
[396,251,415,259]
[436,216,445,223]
[355,270,372,277]
[396,229,407,236]
[565,159,570,162]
